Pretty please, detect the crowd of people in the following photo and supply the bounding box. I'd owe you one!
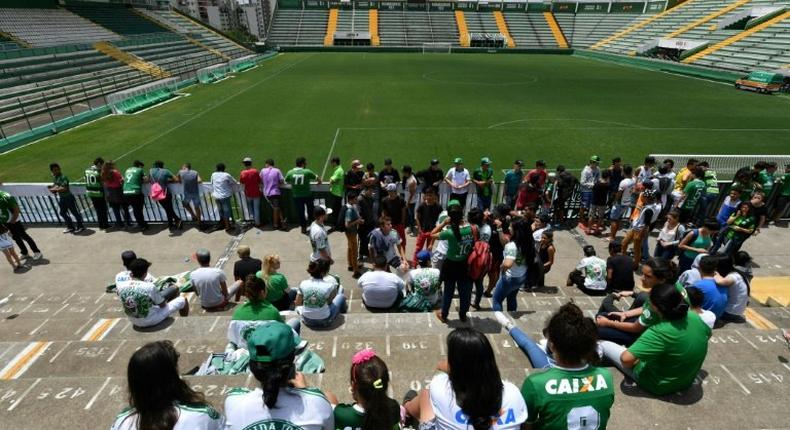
[3,154,790,429]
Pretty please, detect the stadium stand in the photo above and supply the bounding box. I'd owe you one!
[0,33,24,52]
[139,9,252,58]
[114,34,226,76]
[377,10,408,45]
[336,8,369,33]
[66,2,170,36]
[0,7,121,47]
[267,9,329,46]
[503,13,564,48]
[465,11,502,36]
[554,13,647,48]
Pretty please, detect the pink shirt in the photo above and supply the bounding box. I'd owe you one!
[240,168,261,198]
[260,166,284,197]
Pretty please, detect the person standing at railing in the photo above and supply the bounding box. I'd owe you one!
[85,158,109,230]
[48,163,85,234]
[123,160,149,231]
[177,163,205,230]
[211,163,238,233]
[239,157,262,228]
[150,161,183,231]
[0,190,42,261]
[285,157,319,235]
[100,160,130,229]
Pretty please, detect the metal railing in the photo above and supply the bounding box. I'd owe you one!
[2,180,786,226]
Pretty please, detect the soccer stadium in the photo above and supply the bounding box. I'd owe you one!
[0,0,790,428]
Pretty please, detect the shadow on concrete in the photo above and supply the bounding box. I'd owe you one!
[26,258,51,267]
[133,317,175,332]
[73,229,96,237]
[619,369,706,405]
[302,314,346,330]
[530,285,561,295]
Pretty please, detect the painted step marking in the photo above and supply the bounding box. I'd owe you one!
[81,318,121,342]
[0,342,52,380]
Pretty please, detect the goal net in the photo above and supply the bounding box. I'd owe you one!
[422,42,452,54]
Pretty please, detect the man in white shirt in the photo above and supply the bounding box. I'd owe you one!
[309,205,332,264]
[608,165,635,241]
[567,245,607,294]
[191,248,240,310]
[210,162,238,231]
[357,255,405,310]
[116,258,188,328]
[444,157,470,210]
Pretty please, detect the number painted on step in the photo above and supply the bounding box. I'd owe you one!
[185,345,214,354]
[36,387,87,400]
[709,335,739,344]
[410,379,433,392]
[75,347,110,358]
[401,341,428,350]
[309,341,326,351]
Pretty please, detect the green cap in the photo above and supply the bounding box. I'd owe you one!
[245,322,300,363]
[453,157,463,164]
[480,157,491,165]
[590,155,601,162]
[447,199,461,208]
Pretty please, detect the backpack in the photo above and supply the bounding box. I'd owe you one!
[657,176,672,195]
[149,170,167,201]
[467,225,492,280]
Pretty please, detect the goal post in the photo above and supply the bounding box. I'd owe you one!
[422,42,452,54]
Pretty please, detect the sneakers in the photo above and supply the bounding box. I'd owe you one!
[74,227,85,233]
[494,311,515,332]
[62,228,74,234]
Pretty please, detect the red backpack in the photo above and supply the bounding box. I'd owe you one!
[467,225,492,280]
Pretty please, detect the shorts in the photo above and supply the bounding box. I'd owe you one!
[609,204,628,220]
[182,194,200,207]
[267,195,281,208]
[591,205,606,219]
[419,418,437,430]
[580,191,593,209]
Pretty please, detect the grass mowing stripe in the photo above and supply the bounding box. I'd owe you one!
[114,53,314,163]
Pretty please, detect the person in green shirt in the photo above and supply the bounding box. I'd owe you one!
[431,203,474,323]
[48,163,84,233]
[258,254,296,311]
[0,191,42,260]
[719,202,756,256]
[325,350,402,430]
[285,157,319,234]
[327,157,344,227]
[518,303,614,430]
[770,164,790,224]
[472,157,495,211]
[600,282,711,396]
[84,157,109,229]
[233,275,302,334]
[677,167,706,224]
[122,160,148,230]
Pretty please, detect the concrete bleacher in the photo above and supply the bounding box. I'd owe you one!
[336,8,369,33]
[66,3,170,36]
[113,34,226,77]
[1,222,789,428]
[0,46,153,136]
[554,13,646,48]
[503,13,561,48]
[0,34,23,52]
[0,7,121,47]
[692,14,790,71]
[465,11,501,35]
[592,0,736,54]
[267,9,328,46]
[140,9,252,58]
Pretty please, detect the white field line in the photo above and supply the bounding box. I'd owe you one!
[321,128,342,180]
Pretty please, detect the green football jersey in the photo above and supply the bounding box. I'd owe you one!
[639,282,690,327]
[285,167,318,198]
[0,191,18,224]
[333,403,401,430]
[84,166,104,198]
[123,167,145,195]
[521,366,615,430]
[681,179,705,210]
[52,174,72,197]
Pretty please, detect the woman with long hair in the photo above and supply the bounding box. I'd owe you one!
[600,283,711,395]
[295,259,347,328]
[537,230,556,288]
[110,341,223,430]
[232,275,300,333]
[404,327,527,430]
[431,203,475,323]
[101,159,130,228]
[717,202,757,256]
[468,208,492,310]
[517,303,615,429]
[259,254,295,311]
[594,257,682,346]
[223,322,334,429]
[326,350,403,429]
[492,219,534,312]
[677,219,720,272]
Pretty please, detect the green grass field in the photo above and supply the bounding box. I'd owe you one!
[1,52,789,182]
